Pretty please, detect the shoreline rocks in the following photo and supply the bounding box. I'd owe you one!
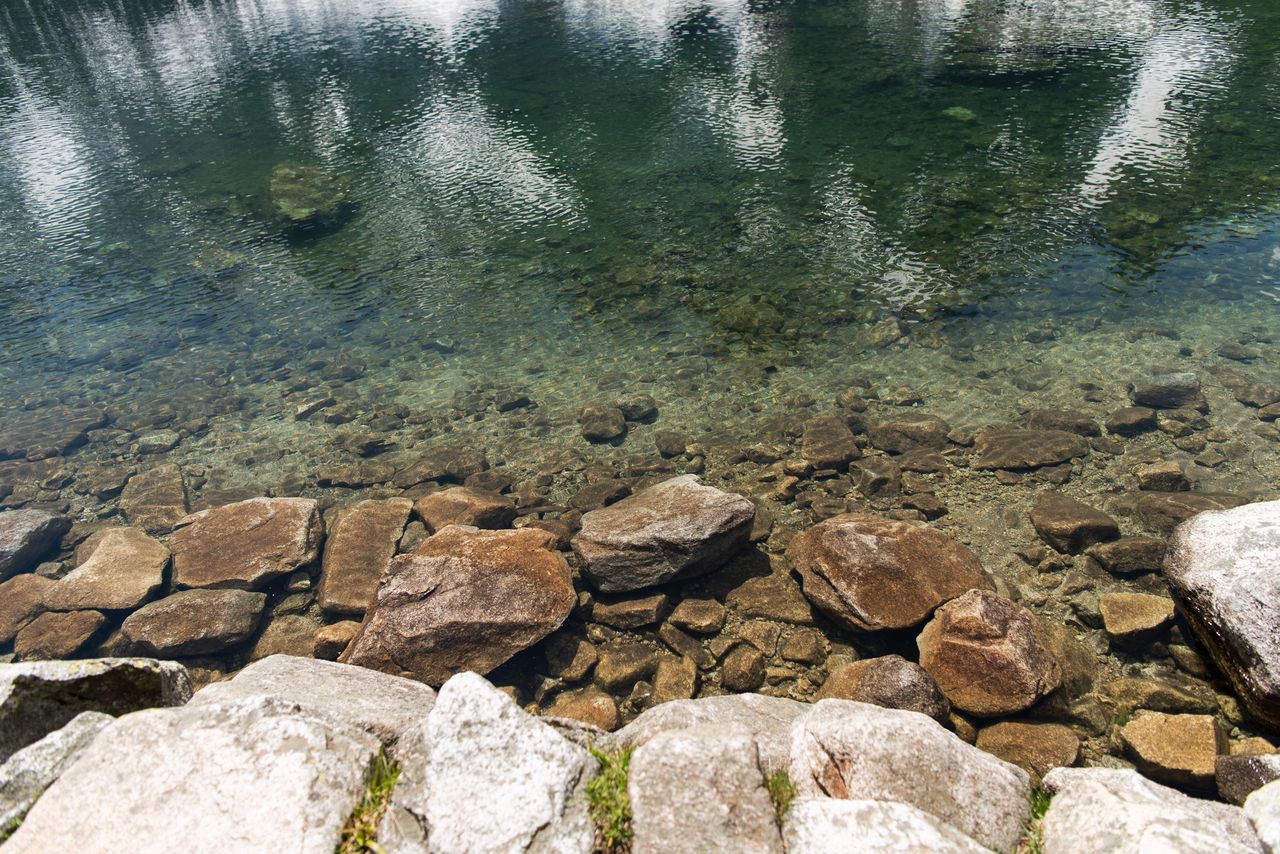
[171,498,323,590]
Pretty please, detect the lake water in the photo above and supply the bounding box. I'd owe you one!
[1,0,1279,708]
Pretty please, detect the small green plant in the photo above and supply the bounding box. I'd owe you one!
[766,769,796,825]
[1017,787,1052,854]
[586,747,633,853]
[337,750,401,854]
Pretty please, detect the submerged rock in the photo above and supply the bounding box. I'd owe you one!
[317,498,412,615]
[1163,501,1280,730]
[342,526,574,685]
[268,162,349,223]
[1218,754,1280,805]
[816,655,950,723]
[786,514,991,632]
[171,498,323,590]
[13,610,105,659]
[413,486,516,532]
[971,427,1089,471]
[1129,372,1205,410]
[1137,491,1249,534]
[974,722,1080,785]
[580,402,627,442]
[801,414,860,470]
[572,475,755,593]
[0,510,69,582]
[867,414,951,453]
[1029,492,1119,553]
[43,527,168,612]
[119,465,189,535]
[783,798,988,853]
[0,574,53,644]
[1099,593,1175,648]
[1119,712,1225,792]
[122,589,268,657]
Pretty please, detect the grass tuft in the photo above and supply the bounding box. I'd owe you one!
[586,746,633,853]
[337,749,401,854]
[1017,787,1052,854]
[766,769,796,825]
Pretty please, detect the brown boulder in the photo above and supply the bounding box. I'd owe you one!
[0,574,54,643]
[317,498,412,615]
[121,588,268,656]
[392,446,487,488]
[1087,537,1166,575]
[546,687,620,731]
[1099,593,1175,648]
[1119,712,1225,792]
[248,614,320,661]
[786,514,992,632]
[119,465,188,534]
[1029,492,1119,553]
[867,415,951,453]
[817,655,950,723]
[43,528,168,612]
[918,590,1062,717]
[1136,492,1249,534]
[341,526,574,686]
[13,610,106,659]
[412,487,516,532]
[801,415,860,470]
[170,498,323,590]
[972,428,1089,470]
[975,722,1080,785]
[315,620,362,660]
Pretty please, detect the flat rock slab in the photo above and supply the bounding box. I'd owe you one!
[783,798,988,853]
[318,498,412,615]
[119,465,189,534]
[189,655,435,746]
[380,672,594,854]
[0,574,53,643]
[786,513,992,632]
[1042,767,1263,854]
[413,486,516,532]
[572,475,755,592]
[0,658,191,764]
[0,407,103,462]
[13,609,105,659]
[1029,492,1119,553]
[867,415,951,453]
[975,722,1080,786]
[918,589,1061,717]
[972,427,1089,471]
[0,510,69,581]
[1099,593,1175,648]
[122,589,268,656]
[1120,712,1226,792]
[171,497,323,590]
[1163,501,1280,730]
[801,414,860,470]
[0,711,113,838]
[1088,536,1167,574]
[1137,491,1249,534]
[3,696,379,854]
[43,527,168,612]
[342,526,574,686]
[789,699,1031,852]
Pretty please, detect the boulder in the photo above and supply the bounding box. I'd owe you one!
[1246,780,1279,853]
[975,722,1080,785]
[0,658,191,763]
[1137,491,1249,535]
[801,415,860,470]
[725,574,816,625]
[546,687,619,731]
[1163,501,1280,729]
[782,798,987,853]
[816,655,949,723]
[789,699,1031,851]
[594,642,663,693]
[392,446,488,487]
[851,455,902,499]
[572,476,755,592]
[629,726,783,854]
[917,589,1061,717]
[247,614,320,660]
[580,403,627,442]
[122,589,268,656]
[0,574,53,643]
[42,527,168,612]
[0,510,69,581]
[1137,460,1191,492]
[3,696,378,854]
[119,465,188,534]
[867,415,951,453]
[342,526,574,685]
[972,427,1089,470]
[1025,409,1101,436]
[315,621,361,660]
[1106,406,1158,436]
[189,655,435,745]
[668,598,726,634]
[1041,767,1263,854]
[721,644,766,692]
[1099,593,1175,648]
[786,514,992,632]
[613,693,808,774]
[317,498,412,615]
[593,592,671,630]
[379,672,595,854]
[0,407,102,462]
[1219,754,1280,805]
[1029,492,1119,553]
[1119,712,1226,792]
[1087,537,1166,575]
[13,610,105,660]
[412,487,516,532]
[1129,372,1204,409]
[171,498,323,590]
[268,162,349,222]
[0,711,112,837]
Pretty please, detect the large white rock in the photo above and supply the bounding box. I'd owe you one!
[380,672,595,854]
[1042,767,1264,854]
[3,696,379,854]
[628,726,782,854]
[782,798,989,853]
[189,655,435,747]
[788,699,1030,852]
[0,658,191,763]
[610,692,807,773]
[0,711,112,837]
[1246,779,1280,854]
[1163,500,1280,729]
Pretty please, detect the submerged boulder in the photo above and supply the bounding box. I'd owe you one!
[171,498,323,590]
[0,574,53,644]
[119,465,189,535]
[317,498,412,616]
[971,427,1089,471]
[572,475,755,592]
[43,527,168,612]
[786,514,992,632]
[816,655,949,723]
[0,510,69,581]
[268,162,349,224]
[342,526,574,685]
[1163,501,1280,730]
[122,589,268,657]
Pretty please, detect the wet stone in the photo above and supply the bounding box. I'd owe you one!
[412,487,516,532]
[779,628,826,665]
[1130,372,1205,410]
[318,498,413,616]
[0,510,69,582]
[851,456,901,498]
[0,574,54,643]
[655,431,690,458]
[657,624,714,670]
[171,498,323,591]
[119,465,189,535]
[0,407,103,462]
[1137,460,1192,492]
[594,642,661,693]
[1099,592,1175,648]
[122,589,269,656]
[1120,712,1226,792]
[720,644,765,692]
[1088,536,1167,574]
[248,615,320,661]
[544,634,598,683]
[1217,754,1280,805]
[546,686,619,731]
[975,722,1081,786]
[569,480,631,511]
[973,427,1089,471]
[1025,409,1101,436]
[817,655,950,723]
[314,621,361,661]
[668,598,727,634]
[1029,491,1120,554]
[579,403,627,442]
[592,592,671,630]
[43,528,168,612]
[651,655,699,704]
[615,393,658,422]
[867,415,951,453]
[392,446,488,488]
[801,414,860,470]
[13,611,106,660]
[1136,491,1249,535]
[724,574,815,625]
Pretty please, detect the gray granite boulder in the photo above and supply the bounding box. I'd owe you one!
[1163,501,1280,730]
[0,711,112,837]
[782,798,988,853]
[379,672,595,853]
[788,699,1031,852]
[3,696,378,853]
[0,658,190,763]
[1042,767,1263,854]
[572,475,755,592]
[0,510,69,581]
[1246,779,1279,853]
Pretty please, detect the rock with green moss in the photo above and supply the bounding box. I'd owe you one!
[268,163,349,224]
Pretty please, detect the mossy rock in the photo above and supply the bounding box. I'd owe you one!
[268,162,350,224]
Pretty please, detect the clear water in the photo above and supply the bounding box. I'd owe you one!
[1,0,1278,494]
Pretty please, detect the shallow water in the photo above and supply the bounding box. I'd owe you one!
[1,0,1279,726]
